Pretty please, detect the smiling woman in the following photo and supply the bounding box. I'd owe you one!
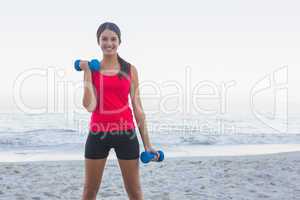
[81,22,158,200]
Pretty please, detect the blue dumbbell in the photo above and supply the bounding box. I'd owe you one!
[74,59,100,71]
[140,150,164,163]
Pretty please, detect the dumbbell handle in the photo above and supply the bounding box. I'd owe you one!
[140,150,164,163]
[74,59,100,71]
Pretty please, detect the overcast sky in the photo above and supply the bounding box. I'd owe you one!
[1,0,300,118]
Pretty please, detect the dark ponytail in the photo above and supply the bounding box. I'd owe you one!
[96,22,131,80]
[117,54,131,79]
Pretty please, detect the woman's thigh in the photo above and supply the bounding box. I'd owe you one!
[117,158,142,191]
[83,158,107,191]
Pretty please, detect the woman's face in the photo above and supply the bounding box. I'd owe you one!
[98,29,120,56]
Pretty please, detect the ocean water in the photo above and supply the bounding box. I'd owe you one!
[0,112,300,162]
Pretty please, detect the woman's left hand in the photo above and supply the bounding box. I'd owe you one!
[145,146,160,160]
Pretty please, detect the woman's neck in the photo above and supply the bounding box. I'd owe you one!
[101,54,119,69]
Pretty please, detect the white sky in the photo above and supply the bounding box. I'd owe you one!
[1,0,300,118]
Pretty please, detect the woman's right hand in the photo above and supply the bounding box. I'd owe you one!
[80,60,90,71]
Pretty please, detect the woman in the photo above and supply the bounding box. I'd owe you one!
[80,22,158,200]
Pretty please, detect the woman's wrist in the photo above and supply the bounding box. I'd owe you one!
[144,144,153,151]
[83,68,91,73]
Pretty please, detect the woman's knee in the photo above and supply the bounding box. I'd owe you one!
[82,184,99,200]
[127,187,143,200]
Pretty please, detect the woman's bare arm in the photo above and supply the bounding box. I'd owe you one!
[130,65,153,150]
[81,61,97,112]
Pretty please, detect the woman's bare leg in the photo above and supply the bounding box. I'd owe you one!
[118,159,143,200]
[82,158,107,200]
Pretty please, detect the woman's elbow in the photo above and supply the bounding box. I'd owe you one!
[84,105,96,112]
[82,100,96,112]
[85,107,95,113]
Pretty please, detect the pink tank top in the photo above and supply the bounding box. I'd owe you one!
[89,67,136,132]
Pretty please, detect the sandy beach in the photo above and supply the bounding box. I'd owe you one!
[0,151,299,200]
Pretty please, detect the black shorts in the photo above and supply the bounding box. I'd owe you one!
[84,128,140,160]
